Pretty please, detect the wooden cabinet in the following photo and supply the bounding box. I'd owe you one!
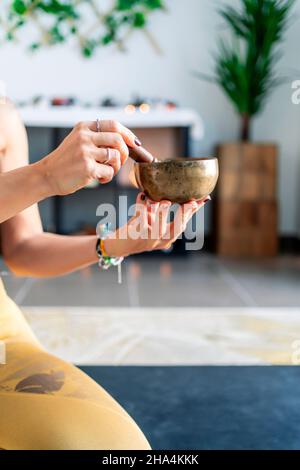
[214,143,278,257]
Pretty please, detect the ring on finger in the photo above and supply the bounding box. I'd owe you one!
[96,118,101,132]
[103,147,111,164]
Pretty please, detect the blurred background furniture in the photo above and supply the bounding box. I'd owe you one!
[215,143,278,257]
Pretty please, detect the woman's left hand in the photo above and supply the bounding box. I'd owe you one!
[103,193,210,258]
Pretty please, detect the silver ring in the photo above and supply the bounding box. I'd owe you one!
[104,147,111,164]
[96,118,101,132]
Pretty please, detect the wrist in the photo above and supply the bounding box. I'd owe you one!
[102,237,117,258]
[31,160,55,199]
[103,237,128,259]
[31,158,57,199]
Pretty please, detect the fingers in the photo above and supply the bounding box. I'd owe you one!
[94,163,114,184]
[154,200,171,238]
[146,198,160,227]
[98,120,140,148]
[138,196,172,243]
[134,192,148,220]
[137,196,166,230]
[86,120,140,149]
[135,192,147,208]
[93,147,121,175]
[135,194,153,225]
[173,201,198,239]
[176,196,210,226]
[168,198,209,243]
[134,193,163,239]
[195,195,211,207]
[74,120,142,171]
[92,132,129,165]
[130,194,210,251]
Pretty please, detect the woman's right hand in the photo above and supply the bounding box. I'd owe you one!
[38,120,140,196]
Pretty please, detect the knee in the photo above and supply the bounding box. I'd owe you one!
[28,400,150,450]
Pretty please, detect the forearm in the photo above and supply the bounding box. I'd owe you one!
[4,233,99,278]
[0,162,52,223]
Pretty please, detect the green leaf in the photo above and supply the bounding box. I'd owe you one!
[4,0,164,56]
[197,0,295,120]
[133,12,146,28]
[12,0,27,15]
[144,0,164,9]
[30,42,41,51]
[82,39,96,57]
[6,31,14,41]
[101,34,114,45]
[117,0,139,11]
[37,0,78,19]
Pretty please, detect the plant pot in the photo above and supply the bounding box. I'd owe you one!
[214,142,278,257]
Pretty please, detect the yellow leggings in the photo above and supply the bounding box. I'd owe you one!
[0,279,150,450]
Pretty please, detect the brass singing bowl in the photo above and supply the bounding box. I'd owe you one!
[134,158,219,204]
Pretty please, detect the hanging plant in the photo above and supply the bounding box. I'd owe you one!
[0,0,166,57]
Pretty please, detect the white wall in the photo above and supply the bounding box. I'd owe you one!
[1,0,300,235]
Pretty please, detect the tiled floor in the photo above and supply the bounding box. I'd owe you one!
[1,254,300,307]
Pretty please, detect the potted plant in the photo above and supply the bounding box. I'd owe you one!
[196,0,294,256]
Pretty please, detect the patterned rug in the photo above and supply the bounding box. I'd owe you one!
[22,307,300,366]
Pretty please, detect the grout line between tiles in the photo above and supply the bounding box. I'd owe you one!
[216,260,258,307]
[14,277,36,305]
[126,262,140,307]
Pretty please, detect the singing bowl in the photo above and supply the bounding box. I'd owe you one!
[134,158,219,204]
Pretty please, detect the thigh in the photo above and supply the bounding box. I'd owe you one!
[0,393,150,450]
[0,343,150,450]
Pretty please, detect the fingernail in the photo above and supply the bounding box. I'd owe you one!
[147,197,156,204]
[134,137,142,146]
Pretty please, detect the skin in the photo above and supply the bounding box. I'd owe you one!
[0,102,208,278]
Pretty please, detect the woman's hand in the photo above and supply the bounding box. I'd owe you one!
[37,120,141,196]
[103,193,210,258]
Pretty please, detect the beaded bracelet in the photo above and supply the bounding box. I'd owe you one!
[96,224,124,283]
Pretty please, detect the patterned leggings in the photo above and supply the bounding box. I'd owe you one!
[0,279,150,450]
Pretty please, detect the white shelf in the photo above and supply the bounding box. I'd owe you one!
[18,106,204,140]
